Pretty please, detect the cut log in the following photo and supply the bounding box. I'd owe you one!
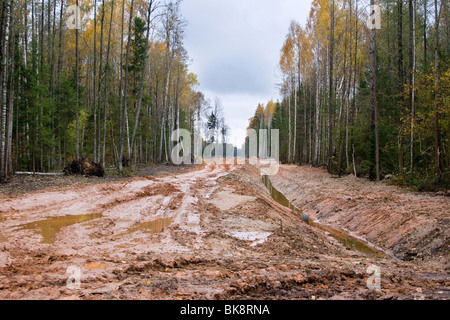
[15,172,65,176]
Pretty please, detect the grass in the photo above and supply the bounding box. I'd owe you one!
[104,166,136,176]
[388,170,450,192]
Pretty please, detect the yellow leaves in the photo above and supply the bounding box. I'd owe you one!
[264,100,277,125]
[255,104,265,115]
[248,104,265,130]
[308,0,332,47]
[280,35,295,74]
[153,41,168,54]
[281,0,367,88]
[187,73,199,88]
[280,21,313,81]
[248,100,278,129]
[265,100,277,118]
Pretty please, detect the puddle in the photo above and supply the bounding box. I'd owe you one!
[262,175,301,213]
[262,175,388,259]
[206,187,256,211]
[126,217,173,235]
[19,213,103,244]
[309,222,387,259]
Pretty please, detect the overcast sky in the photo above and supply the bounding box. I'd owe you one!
[181,0,312,147]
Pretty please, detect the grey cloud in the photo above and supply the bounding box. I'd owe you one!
[200,55,272,95]
[181,0,312,145]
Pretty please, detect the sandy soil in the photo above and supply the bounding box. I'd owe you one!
[0,163,448,300]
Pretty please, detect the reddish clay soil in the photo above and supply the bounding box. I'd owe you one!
[0,163,448,300]
[270,165,450,271]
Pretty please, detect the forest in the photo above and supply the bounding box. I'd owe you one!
[248,0,449,190]
[0,0,219,181]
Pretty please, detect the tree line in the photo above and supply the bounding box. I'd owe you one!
[249,0,449,188]
[0,0,215,181]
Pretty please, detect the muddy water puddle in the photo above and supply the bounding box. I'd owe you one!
[262,175,388,259]
[262,175,300,213]
[309,222,387,258]
[19,213,103,244]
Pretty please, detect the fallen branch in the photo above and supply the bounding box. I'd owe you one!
[15,172,65,176]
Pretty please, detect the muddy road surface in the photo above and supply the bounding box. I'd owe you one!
[0,163,448,300]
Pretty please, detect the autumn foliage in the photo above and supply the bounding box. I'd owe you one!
[249,0,449,188]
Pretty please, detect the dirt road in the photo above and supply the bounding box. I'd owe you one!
[0,163,448,300]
